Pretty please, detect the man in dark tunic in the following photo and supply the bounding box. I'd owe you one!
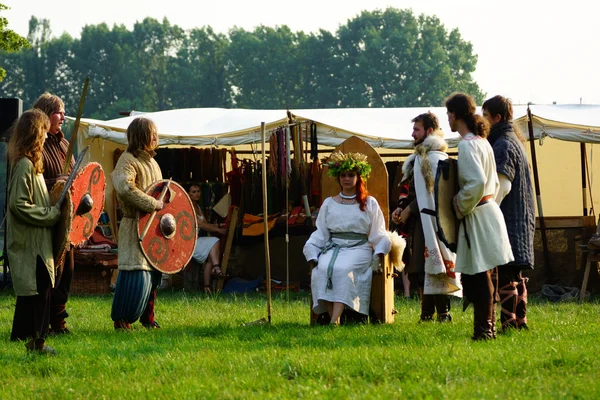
[483,95,535,331]
[33,92,75,335]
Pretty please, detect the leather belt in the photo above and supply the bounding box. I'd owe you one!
[464,195,494,248]
[477,195,493,207]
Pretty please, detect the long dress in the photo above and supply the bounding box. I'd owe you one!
[304,196,391,315]
[453,133,514,274]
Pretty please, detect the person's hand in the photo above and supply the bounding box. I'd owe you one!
[155,200,164,211]
[391,207,402,224]
[400,207,411,224]
[215,227,228,235]
[56,174,68,182]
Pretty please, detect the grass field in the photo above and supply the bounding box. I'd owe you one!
[1,290,599,399]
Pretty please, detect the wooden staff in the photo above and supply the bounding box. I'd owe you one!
[527,107,551,272]
[62,76,90,175]
[139,180,171,242]
[261,122,272,323]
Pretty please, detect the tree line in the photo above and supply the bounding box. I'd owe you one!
[0,7,484,120]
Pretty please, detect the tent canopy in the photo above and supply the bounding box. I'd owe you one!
[75,104,600,149]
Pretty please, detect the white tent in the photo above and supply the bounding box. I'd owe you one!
[73,104,600,222]
[77,104,600,150]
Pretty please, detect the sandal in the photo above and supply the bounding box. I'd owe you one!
[211,265,228,278]
[204,285,212,294]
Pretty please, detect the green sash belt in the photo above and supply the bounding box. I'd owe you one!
[320,232,368,290]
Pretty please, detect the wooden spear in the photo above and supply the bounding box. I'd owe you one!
[62,76,90,175]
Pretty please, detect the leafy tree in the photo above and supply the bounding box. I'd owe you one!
[294,30,342,108]
[169,26,231,109]
[0,3,30,82]
[227,25,306,109]
[132,17,184,111]
[0,7,485,115]
[71,23,140,119]
[335,8,484,107]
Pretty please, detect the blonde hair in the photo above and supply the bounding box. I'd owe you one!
[7,109,50,174]
[126,117,158,157]
[32,92,65,117]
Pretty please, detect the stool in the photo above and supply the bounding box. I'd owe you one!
[580,247,600,301]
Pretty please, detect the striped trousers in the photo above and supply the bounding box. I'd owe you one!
[111,270,162,324]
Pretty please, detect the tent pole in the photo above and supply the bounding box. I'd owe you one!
[261,122,272,323]
[527,107,552,275]
[285,127,290,302]
[581,143,588,216]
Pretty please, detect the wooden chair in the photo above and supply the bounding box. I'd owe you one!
[216,206,240,291]
[182,206,239,292]
[310,136,396,325]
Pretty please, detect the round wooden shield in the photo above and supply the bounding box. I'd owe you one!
[137,180,197,274]
[70,162,106,246]
[434,158,459,252]
[49,180,73,267]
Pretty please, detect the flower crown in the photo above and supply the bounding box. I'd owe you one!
[326,151,372,179]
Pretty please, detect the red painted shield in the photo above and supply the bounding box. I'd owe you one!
[49,162,105,267]
[70,162,106,246]
[137,180,197,274]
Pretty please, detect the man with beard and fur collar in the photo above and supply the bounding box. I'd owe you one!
[392,112,462,322]
[483,95,535,331]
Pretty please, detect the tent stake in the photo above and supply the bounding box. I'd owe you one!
[527,107,552,276]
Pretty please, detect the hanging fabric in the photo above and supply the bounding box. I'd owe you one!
[310,122,318,160]
[269,131,278,175]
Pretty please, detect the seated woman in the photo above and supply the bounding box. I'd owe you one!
[303,152,391,325]
[188,183,228,292]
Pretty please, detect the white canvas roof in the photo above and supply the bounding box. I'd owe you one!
[76,104,600,149]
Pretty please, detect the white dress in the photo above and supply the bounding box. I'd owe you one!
[303,196,391,315]
[453,133,514,274]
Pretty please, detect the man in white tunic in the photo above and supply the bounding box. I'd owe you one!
[304,151,391,325]
[445,93,514,340]
[393,112,462,323]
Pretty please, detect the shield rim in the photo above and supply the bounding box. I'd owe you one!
[49,181,73,267]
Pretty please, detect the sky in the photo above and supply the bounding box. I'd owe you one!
[3,0,600,106]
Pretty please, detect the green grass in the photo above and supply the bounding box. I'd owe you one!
[1,290,599,399]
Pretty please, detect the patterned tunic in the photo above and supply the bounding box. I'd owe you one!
[112,151,162,272]
[488,123,535,269]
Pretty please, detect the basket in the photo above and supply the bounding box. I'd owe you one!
[73,251,118,294]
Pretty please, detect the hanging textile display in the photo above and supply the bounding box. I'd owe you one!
[310,122,318,160]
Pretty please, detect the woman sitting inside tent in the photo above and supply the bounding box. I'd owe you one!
[303,151,392,325]
[188,183,228,292]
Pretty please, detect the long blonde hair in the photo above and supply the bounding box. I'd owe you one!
[7,109,49,174]
[126,117,158,157]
